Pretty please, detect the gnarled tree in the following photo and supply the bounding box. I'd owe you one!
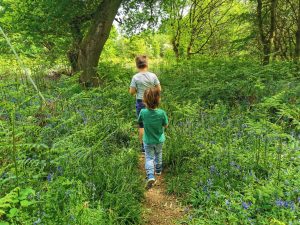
[2,0,160,87]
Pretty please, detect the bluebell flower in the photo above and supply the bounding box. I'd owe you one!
[47,173,53,182]
[210,165,216,174]
[276,199,285,207]
[33,218,41,225]
[242,202,251,210]
[290,202,295,211]
[57,166,63,175]
[225,199,230,206]
[69,215,75,221]
[230,161,241,170]
[207,178,213,186]
[242,124,248,129]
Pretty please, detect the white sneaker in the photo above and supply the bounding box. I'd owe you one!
[146,178,155,189]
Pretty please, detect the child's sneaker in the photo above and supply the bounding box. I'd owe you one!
[146,178,155,189]
[156,171,162,176]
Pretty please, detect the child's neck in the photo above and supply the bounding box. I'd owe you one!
[138,68,148,73]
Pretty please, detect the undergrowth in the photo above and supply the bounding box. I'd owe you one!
[0,58,299,224]
[159,59,300,224]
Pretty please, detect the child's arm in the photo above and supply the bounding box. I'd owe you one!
[138,110,143,123]
[129,87,137,95]
[162,111,168,128]
[129,76,137,95]
[153,74,162,92]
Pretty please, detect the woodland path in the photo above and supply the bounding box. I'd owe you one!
[139,156,186,225]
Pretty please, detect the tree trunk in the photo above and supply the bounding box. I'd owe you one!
[269,0,277,61]
[257,0,269,64]
[295,0,300,61]
[68,20,83,73]
[77,0,122,87]
[172,37,180,59]
[257,0,277,65]
[187,44,192,59]
[296,27,300,62]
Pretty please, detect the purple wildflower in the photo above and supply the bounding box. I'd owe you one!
[210,165,216,174]
[242,202,251,210]
[242,124,248,129]
[57,166,63,175]
[47,173,53,182]
[33,218,41,225]
[207,178,213,186]
[69,215,75,221]
[275,199,285,207]
[225,199,230,206]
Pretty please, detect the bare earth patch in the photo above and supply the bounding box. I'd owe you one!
[139,156,185,225]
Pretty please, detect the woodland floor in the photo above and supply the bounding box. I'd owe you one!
[139,156,186,225]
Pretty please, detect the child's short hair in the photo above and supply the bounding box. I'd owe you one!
[135,55,148,69]
[143,87,160,109]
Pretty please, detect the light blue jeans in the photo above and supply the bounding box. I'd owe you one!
[144,143,163,180]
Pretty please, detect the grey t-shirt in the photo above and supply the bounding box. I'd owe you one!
[130,72,160,100]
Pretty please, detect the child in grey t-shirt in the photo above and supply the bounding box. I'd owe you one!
[129,55,161,153]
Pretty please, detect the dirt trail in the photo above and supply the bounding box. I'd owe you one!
[139,156,185,225]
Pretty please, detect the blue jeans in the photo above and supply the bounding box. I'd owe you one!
[144,143,163,179]
[136,100,145,128]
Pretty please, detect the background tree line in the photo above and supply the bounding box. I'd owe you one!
[0,0,299,86]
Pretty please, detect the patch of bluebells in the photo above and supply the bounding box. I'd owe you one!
[242,201,252,210]
[275,199,296,210]
[230,161,241,170]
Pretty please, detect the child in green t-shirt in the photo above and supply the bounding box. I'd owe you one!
[138,87,168,189]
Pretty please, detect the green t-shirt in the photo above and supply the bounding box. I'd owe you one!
[138,108,168,144]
